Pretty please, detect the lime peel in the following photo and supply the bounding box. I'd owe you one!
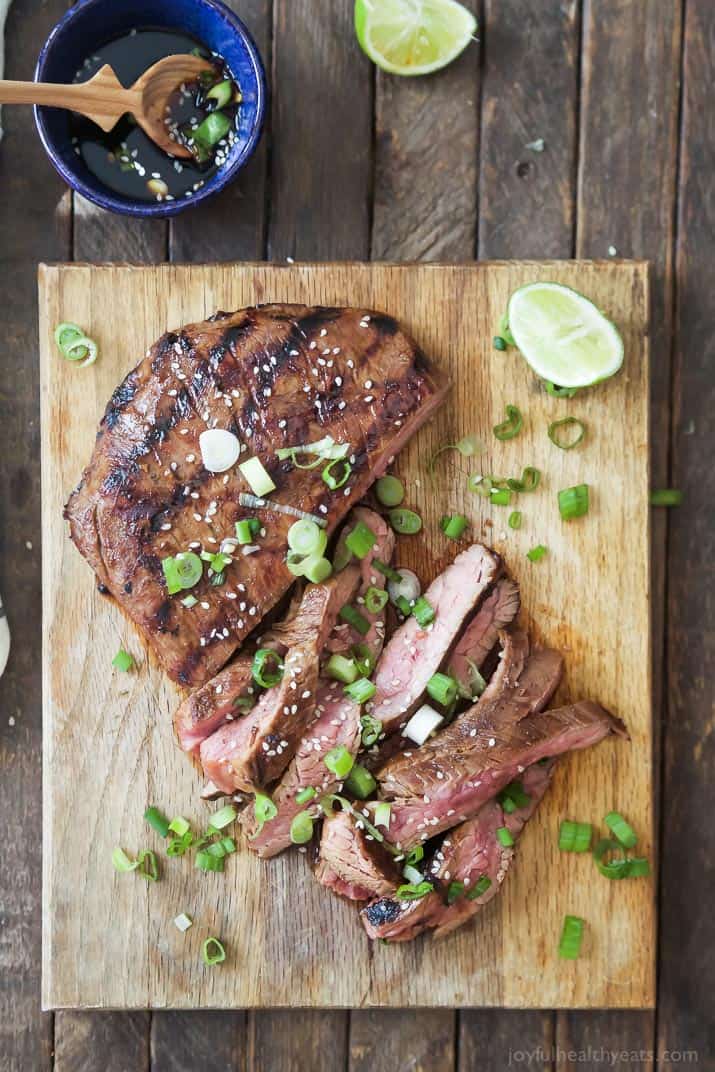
[355,0,477,77]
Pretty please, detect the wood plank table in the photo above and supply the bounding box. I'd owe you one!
[1,1,712,1068]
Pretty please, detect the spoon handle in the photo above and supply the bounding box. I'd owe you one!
[0,66,140,132]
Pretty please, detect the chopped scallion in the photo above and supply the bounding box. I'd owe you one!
[490,488,512,507]
[201,936,226,966]
[506,466,541,492]
[508,510,522,530]
[364,586,389,614]
[144,806,170,838]
[360,713,382,747]
[296,786,317,805]
[339,604,370,636]
[558,820,592,853]
[440,513,469,540]
[209,804,238,831]
[558,484,590,521]
[375,475,405,507]
[467,875,492,899]
[322,457,352,490]
[112,648,134,672]
[545,381,578,398]
[252,793,278,835]
[112,847,139,873]
[324,745,355,779]
[493,404,523,441]
[374,802,391,828]
[344,763,377,799]
[412,596,435,627]
[650,489,682,506]
[239,456,276,498]
[344,677,377,704]
[395,881,433,902]
[388,508,422,535]
[548,416,586,450]
[496,826,514,847]
[526,544,547,562]
[167,816,190,838]
[558,915,584,959]
[426,672,458,708]
[373,559,402,584]
[325,653,359,685]
[137,850,159,882]
[252,648,284,689]
[290,811,314,845]
[345,520,377,559]
[604,811,638,849]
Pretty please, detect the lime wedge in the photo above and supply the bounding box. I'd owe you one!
[355,0,477,77]
[506,282,624,389]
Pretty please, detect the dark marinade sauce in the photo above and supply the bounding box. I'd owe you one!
[70,28,241,204]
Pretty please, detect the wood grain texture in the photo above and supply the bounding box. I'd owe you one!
[478,0,580,258]
[371,0,479,261]
[53,1011,149,1072]
[248,1010,347,1072]
[269,0,372,260]
[151,1011,246,1071]
[458,1010,553,1070]
[0,1,69,1069]
[40,260,652,1010]
[657,2,715,1068]
[555,1010,656,1070]
[349,1009,455,1072]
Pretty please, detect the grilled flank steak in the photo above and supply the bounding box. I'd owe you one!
[64,305,449,687]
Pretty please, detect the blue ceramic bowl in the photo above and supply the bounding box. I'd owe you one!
[34,0,266,218]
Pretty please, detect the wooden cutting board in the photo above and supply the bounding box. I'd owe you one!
[39,261,654,1010]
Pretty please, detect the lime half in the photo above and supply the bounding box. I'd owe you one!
[355,0,477,77]
[507,282,624,389]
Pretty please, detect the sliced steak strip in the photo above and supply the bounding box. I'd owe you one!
[362,760,555,941]
[65,305,449,687]
[448,577,521,698]
[199,641,319,793]
[313,861,374,902]
[174,568,360,757]
[315,809,400,900]
[327,507,395,663]
[241,682,361,857]
[367,543,503,735]
[383,700,625,849]
[173,655,254,756]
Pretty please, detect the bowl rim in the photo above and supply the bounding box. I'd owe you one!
[33,0,267,218]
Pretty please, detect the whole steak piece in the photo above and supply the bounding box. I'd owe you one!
[64,305,448,687]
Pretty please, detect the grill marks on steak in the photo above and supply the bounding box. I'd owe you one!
[362,759,556,941]
[367,543,503,735]
[65,305,448,687]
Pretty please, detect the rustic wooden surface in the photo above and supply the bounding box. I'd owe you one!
[0,0,711,1067]
[40,259,652,1011]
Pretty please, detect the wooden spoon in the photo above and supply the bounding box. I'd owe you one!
[0,54,215,158]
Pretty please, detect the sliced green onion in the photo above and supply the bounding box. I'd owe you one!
[252,793,278,834]
[604,811,638,849]
[558,820,593,853]
[406,845,424,867]
[202,550,231,571]
[496,826,514,847]
[498,781,531,813]
[325,653,359,685]
[167,832,193,857]
[174,912,193,932]
[137,850,159,882]
[395,881,433,902]
[467,875,492,899]
[239,457,276,498]
[388,508,422,535]
[302,555,333,583]
[402,863,424,885]
[351,644,377,677]
[558,484,590,521]
[440,514,469,540]
[168,816,190,838]
[372,559,402,584]
[239,492,326,528]
[364,586,389,614]
[548,416,586,451]
[623,857,650,877]
[144,806,170,838]
[467,474,491,497]
[324,745,355,779]
[339,604,370,636]
[276,435,349,467]
[344,677,376,704]
[412,596,435,627]
[201,936,227,966]
[209,570,226,587]
[346,521,377,560]
[112,847,139,872]
[373,802,391,828]
[428,434,482,474]
[592,838,650,880]
[252,648,284,689]
[360,713,382,747]
[206,79,233,107]
[194,110,232,149]
[507,466,541,492]
[493,336,507,351]
[526,544,547,562]
[112,648,134,672]
[394,595,412,617]
[344,763,377,799]
[650,489,682,506]
[426,672,458,708]
[462,659,487,699]
[162,551,203,595]
[508,510,522,530]
[288,519,327,558]
[233,694,255,714]
[447,880,466,903]
[545,381,578,398]
[558,915,584,959]
[493,404,523,441]
[322,457,352,490]
[181,594,198,608]
[54,321,84,352]
[290,811,315,845]
[296,786,317,805]
[209,804,237,831]
[375,475,405,507]
[63,334,98,367]
[235,517,261,544]
[490,488,513,507]
[206,841,227,859]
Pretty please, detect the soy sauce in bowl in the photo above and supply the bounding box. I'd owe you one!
[70,28,241,204]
